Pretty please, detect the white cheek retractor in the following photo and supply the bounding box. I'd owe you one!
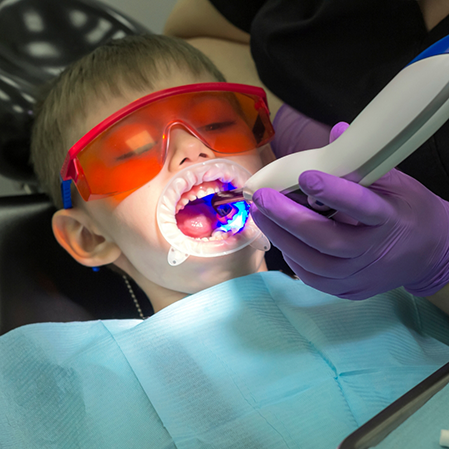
[156,159,270,266]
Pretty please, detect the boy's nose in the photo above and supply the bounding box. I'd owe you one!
[166,125,216,171]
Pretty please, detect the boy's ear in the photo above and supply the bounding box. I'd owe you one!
[52,208,121,267]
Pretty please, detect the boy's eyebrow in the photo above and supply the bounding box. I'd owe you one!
[186,92,232,106]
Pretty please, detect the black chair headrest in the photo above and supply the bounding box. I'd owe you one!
[0,0,149,183]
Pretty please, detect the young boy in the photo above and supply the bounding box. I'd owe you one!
[31,33,276,313]
[1,34,449,448]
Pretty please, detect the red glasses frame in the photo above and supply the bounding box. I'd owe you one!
[60,82,273,208]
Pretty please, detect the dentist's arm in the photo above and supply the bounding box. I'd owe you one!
[164,0,249,43]
[253,112,449,310]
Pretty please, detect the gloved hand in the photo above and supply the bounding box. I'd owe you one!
[252,123,449,299]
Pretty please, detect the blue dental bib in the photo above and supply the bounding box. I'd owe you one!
[1,271,449,448]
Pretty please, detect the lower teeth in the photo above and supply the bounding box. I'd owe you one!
[210,229,230,241]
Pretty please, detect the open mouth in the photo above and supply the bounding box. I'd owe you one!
[157,159,267,264]
[175,180,248,240]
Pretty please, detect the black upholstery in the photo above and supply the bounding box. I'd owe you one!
[0,0,153,334]
[0,0,150,183]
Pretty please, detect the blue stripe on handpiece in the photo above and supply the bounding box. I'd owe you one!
[408,34,449,66]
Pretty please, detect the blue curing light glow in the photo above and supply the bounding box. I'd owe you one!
[216,201,249,234]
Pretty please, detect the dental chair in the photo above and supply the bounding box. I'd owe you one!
[0,0,153,335]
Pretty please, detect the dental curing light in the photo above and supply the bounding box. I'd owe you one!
[212,34,449,213]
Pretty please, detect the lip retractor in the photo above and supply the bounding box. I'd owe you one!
[157,159,270,266]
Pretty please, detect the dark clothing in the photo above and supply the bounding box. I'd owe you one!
[209,0,449,199]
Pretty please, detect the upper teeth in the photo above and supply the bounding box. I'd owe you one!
[158,160,250,218]
[176,185,225,213]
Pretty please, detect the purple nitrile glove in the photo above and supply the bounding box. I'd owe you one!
[271,104,332,158]
[252,122,449,299]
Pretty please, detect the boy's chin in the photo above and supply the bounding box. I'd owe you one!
[178,246,267,293]
[116,243,267,306]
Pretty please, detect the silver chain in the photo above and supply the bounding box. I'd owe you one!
[122,274,145,319]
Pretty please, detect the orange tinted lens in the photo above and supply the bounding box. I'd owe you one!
[78,122,164,196]
[182,92,272,153]
[75,90,273,198]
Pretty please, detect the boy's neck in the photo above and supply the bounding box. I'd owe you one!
[128,257,269,314]
[151,289,190,313]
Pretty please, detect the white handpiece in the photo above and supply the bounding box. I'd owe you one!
[242,42,449,202]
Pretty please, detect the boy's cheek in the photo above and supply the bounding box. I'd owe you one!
[87,178,160,216]
[91,188,145,210]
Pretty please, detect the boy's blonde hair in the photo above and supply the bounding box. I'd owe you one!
[30,34,226,209]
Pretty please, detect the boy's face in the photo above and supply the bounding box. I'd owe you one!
[55,72,274,311]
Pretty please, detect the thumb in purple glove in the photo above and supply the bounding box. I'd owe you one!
[251,169,449,300]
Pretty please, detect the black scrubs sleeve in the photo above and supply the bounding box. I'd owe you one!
[211,1,426,122]
[208,0,264,33]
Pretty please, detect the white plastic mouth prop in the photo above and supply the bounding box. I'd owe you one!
[157,159,270,266]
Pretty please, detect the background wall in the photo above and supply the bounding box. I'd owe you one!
[0,0,178,196]
[100,0,178,34]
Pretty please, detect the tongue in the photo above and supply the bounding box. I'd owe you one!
[176,202,219,238]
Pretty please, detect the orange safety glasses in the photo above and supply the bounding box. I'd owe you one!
[60,83,275,208]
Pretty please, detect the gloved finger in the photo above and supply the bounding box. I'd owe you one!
[283,256,350,296]
[329,121,349,143]
[284,255,376,300]
[252,189,372,258]
[251,205,369,278]
[298,170,394,226]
